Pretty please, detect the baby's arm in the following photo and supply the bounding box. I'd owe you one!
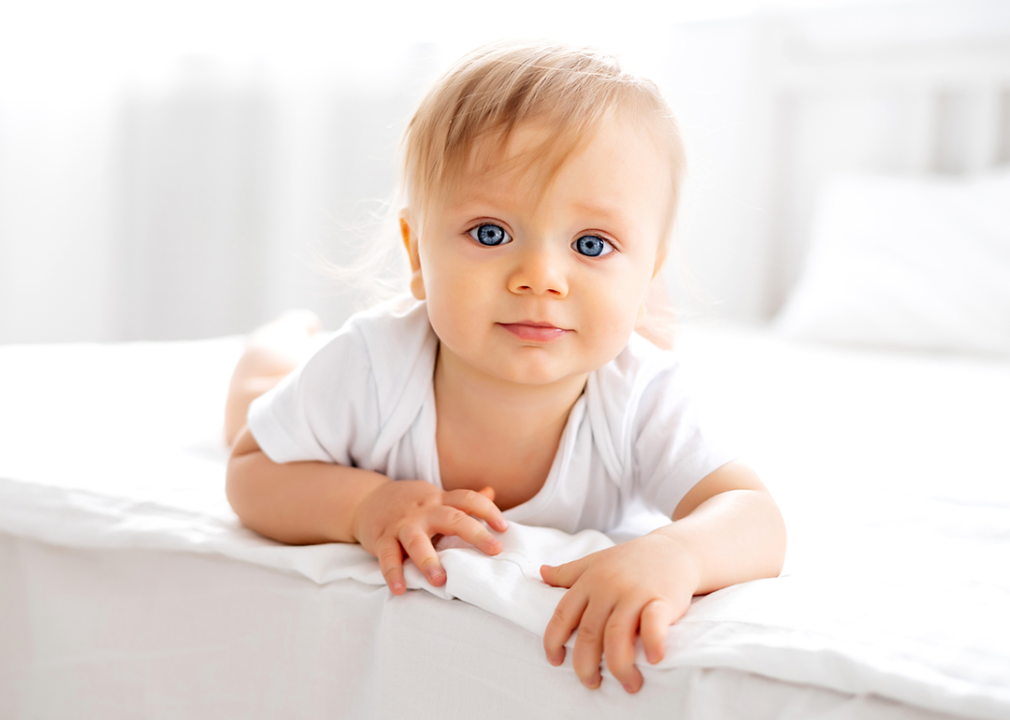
[227,427,508,592]
[540,461,785,693]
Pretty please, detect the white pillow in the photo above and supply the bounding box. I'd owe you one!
[774,170,1010,357]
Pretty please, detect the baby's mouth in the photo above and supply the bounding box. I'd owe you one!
[498,321,569,343]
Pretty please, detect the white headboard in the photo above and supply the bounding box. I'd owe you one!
[665,0,1010,323]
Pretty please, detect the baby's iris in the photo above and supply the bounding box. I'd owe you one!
[573,235,613,257]
[470,223,511,246]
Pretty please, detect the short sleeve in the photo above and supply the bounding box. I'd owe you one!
[632,363,735,518]
[247,325,379,467]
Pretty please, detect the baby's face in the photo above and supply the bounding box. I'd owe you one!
[407,114,672,388]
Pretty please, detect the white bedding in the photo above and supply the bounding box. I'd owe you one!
[1,327,1008,719]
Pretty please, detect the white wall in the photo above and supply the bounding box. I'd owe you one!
[1,0,1007,343]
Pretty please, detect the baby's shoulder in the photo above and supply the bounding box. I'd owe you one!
[347,294,430,340]
[582,335,684,476]
[310,295,432,365]
[304,296,437,420]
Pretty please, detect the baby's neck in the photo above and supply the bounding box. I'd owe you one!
[433,344,587,511]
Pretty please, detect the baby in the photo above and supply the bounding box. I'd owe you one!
[225,41,786,695]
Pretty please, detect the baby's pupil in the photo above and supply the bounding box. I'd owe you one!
[478,224,505,245]
[577,236,604,256]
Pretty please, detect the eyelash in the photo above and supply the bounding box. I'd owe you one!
[466,222,616,258]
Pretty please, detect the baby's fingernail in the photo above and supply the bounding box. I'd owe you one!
[391,582,404,594]
[498,519,509,530]
[430,570,445,584]
[623,682,638,694]
[582,672,601,689]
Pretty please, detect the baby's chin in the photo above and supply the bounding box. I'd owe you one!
[496,365,589,388]
[469,349,606,390]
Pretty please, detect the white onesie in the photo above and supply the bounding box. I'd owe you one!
[248,296,733,535]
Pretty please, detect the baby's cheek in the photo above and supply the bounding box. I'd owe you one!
[425,295,488,362]
[592,305,640,356]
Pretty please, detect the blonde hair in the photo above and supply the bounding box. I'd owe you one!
[401,41,686,249]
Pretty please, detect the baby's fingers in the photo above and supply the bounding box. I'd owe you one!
[443,488,509,533]
[540,554,591,589]
[433,506,503,557]
[543,587,588,667]
[604,604,644,693]
[640,599,677,664]
[399,525,446,586]
[376,537,407,595]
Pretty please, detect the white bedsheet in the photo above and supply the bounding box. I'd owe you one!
[1,328,1008,719]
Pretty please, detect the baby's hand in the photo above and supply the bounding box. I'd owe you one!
[352,480,508,595]
[540,534,698,694]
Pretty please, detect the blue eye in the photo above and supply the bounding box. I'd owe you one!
[468,223,511,246]
[573,235,613,257]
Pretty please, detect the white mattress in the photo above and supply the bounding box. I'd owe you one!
[1,327,1008,720]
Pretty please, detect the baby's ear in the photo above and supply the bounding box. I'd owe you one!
[399,213,426,300]
[652,241,669,280]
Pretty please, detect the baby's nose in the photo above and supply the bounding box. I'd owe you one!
[507,247,569,297]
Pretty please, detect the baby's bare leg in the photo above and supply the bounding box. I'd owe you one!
[224,310,321,446]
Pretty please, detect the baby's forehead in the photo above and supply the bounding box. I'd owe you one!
[447,114,663,202]
[465,122,572,181]
[429,120,674,248]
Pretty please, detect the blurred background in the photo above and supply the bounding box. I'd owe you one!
[1,0,1008,343]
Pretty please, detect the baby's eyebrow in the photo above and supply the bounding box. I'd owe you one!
[449,193,508,214]
[570,201,631,229]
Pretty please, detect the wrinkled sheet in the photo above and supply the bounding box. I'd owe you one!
[1,329,1009,720]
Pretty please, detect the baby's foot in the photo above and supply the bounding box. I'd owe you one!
[244,309,323,370]
[248,309,322,350]
[225,310,324,445]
